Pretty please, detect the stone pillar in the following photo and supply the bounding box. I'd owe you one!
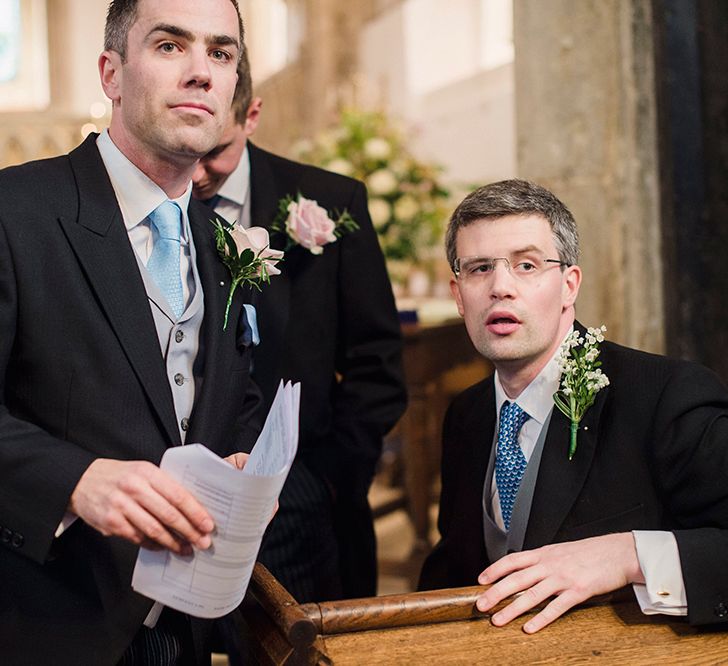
[514,0,664,353]
[46,0,108,117]
[253,0,380,154]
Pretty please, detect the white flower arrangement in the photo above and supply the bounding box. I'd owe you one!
[367,168,398,196]
[326,158,355,177]
[368,197,392,229]
[364,137,392,160]
[293,109,450,277]
[553,326,610,460]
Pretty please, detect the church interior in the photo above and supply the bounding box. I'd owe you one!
[1,0,727,662]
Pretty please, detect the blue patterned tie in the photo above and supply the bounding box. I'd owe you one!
[147,201,184,319]
[495,401,530,530]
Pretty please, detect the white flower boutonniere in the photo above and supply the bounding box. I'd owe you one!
[211,218,284,330]
[553,326,610,460]
[271,193,358,255]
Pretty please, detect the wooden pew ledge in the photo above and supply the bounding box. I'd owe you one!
[250,562,629,641]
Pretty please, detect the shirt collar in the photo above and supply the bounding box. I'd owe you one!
[217,144,250,207]
[96,130,192,240]
[494,326,574,426]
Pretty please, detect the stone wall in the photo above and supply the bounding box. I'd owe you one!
[514,0,664,353]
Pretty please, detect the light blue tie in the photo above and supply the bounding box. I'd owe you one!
[495,401,530,531]
[147,201,184,319]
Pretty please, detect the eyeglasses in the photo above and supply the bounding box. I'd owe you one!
[453,255,571,282]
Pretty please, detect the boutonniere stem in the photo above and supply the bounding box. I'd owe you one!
[553,326,610,460]
[211,218,283,330]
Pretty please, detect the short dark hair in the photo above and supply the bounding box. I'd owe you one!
[231,43,253,126]
[104,0,245,62]
[445,179,580,270]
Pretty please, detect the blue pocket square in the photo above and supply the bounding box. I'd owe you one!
[238,304,260,347]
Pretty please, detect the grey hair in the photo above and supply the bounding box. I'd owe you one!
[445,179,580,270]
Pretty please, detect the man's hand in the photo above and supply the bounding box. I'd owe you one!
[224,452,249,470]
[224,451,278,521]
[476,533,645,633]
[69,459,215,554]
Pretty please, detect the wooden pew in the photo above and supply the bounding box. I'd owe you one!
[241,564,728,665]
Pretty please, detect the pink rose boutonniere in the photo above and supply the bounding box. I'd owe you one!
[211,218,284,330]
[272,193,358,255]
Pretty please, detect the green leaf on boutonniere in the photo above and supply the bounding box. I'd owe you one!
[211,217,283,330]
[553,326,610,460]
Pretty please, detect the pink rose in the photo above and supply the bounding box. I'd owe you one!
[285,197,337,255]
[230,225,283,276]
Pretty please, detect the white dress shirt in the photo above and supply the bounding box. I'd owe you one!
[213,145,251,229]
[491,328,687,616]
[97,130,195,306]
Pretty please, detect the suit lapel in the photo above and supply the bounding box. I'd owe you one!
[247,144,292,402]
[471,380,497,501]
[186,199,242,448]
[457,379,497,568]
[523,330,609,549]
[59,136,181,446]
[248,143,283,233]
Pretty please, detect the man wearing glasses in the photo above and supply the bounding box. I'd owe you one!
[419,179,728,632]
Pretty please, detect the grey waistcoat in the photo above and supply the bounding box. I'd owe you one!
[482,411,553,562]
[133,232,204,445]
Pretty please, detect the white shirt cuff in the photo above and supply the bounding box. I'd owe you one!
[144,602,165,628]
[54,512,78,538]
[632,530,687,616]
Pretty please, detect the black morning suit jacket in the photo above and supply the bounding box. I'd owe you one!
[0,134,260,665]
[419,325,728,627]
[247,143,407,598]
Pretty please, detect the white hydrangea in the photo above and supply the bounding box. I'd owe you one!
[364,137,392,161]
[326,158,354,177]
[368,198,392,229]
[367,168,398,196]
[393,195,419,221]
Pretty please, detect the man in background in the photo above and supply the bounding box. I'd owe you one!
[193,48,407,603]
[0,1,262,663]
[420,179,728,631]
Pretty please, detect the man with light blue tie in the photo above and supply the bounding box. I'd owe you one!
[0,0,265,664]
[419,180,728,632]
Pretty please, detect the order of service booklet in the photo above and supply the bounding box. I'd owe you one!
[131,380,300,619]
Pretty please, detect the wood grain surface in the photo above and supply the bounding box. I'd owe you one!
[319,601,728,665]
[246,564,728,665]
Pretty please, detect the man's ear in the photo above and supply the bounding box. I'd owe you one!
[562,264,582,309]
[244,97,262,137]
[99,51,122,103]
[450,277,465,317]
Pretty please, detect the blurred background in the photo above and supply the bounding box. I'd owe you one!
[3,0,727,368]
[1,0,727,593]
